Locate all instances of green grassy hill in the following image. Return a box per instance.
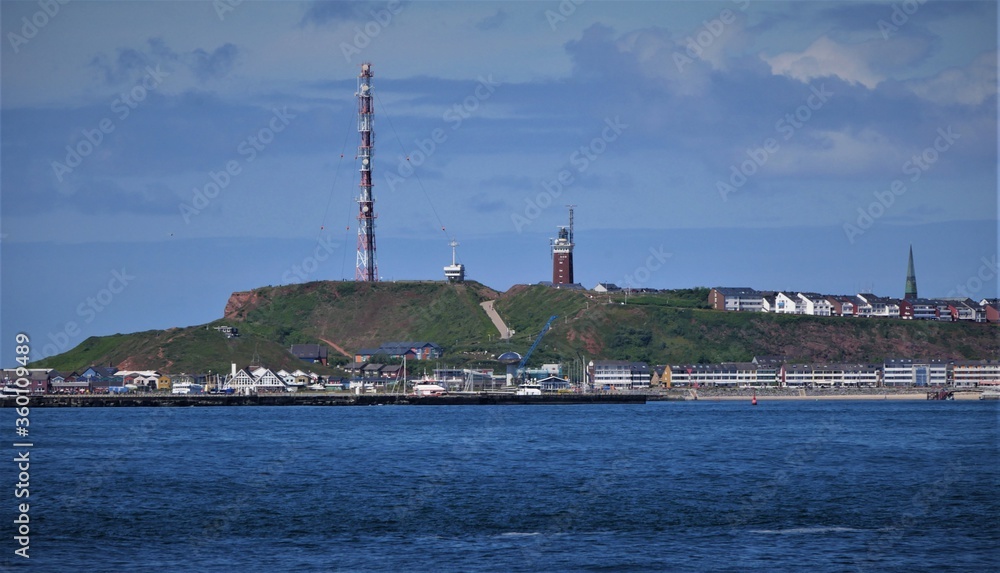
[33,280,1000,374]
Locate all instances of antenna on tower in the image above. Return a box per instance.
[444,239,465,282]
[355,62,378,282]
[567,204,575,246]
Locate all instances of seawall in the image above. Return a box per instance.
[2,393,647,408]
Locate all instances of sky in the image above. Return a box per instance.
[1,0,997,365]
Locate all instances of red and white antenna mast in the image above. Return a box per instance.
[355,62,378,282]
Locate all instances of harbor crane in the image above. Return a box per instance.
[513,315,557,383]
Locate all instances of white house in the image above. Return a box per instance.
[854,295,873,317]
[588,360,650,390]
[797,293,832,316]
[856,294,899,318]
[826,296,855,317]
[117,370,160,387]
[951,360,1000,388]
[883,358,947,387]
[760,294,776,313]
[774,292,802,314]
[666,363,777,388]
[253,368,287,391]
[225,367,258,394]
[782,364,880,387]
[709,287,764,312]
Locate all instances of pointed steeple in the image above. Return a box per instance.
[904,245,918,301]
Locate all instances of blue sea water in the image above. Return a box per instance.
[3,401,998,572]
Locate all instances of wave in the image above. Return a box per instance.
[750,526,864,535]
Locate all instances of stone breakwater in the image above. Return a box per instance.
[2,393,647,408]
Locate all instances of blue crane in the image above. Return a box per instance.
[515,315,558,381]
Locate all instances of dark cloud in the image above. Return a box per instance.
[299,1,393,26]
[468,192,507,213]
[480,175,534,190]
[565,23,642,81]
[820,0,987,31]
[192,43,239,81]
[89,38,238,86]
[475,9,507,31]
[89,46,154,85]
[69,179,182,216]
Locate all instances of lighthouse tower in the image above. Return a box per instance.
[551,206,575,285]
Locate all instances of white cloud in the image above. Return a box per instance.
[766,128,903,177]
[763,36,884,88]
[904,51,998,106]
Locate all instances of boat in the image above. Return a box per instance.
[171,382,204,395]
[412,383,448,397]
[980,388,1000,400]
[515,383,542,396]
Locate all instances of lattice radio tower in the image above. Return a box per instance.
[355,62,378,282]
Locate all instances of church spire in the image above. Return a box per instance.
[904,245,918,301]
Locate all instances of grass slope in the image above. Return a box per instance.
[495,286,999,366]
[33,281,999,373]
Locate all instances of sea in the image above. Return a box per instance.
[4,400,998,572]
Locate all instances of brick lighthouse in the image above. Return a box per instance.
[552,206,575,285]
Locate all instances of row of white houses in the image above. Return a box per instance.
[710,288,999,322]
[662,359,1000,388]
[223,365,328,393]
[581,358,1000,390]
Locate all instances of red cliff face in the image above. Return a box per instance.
[224,291,261,321]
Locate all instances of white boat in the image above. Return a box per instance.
[412,383,447,397]
[516,383,542,396]
[980,388,1000,400]
[171,383,204,395]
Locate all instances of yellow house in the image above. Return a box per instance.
[650,366,668,388]
[157,374,172,391]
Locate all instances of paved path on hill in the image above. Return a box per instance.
[318,337,353,358]
[480,300,512,341]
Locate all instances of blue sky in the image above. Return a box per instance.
[1,0,997,365]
